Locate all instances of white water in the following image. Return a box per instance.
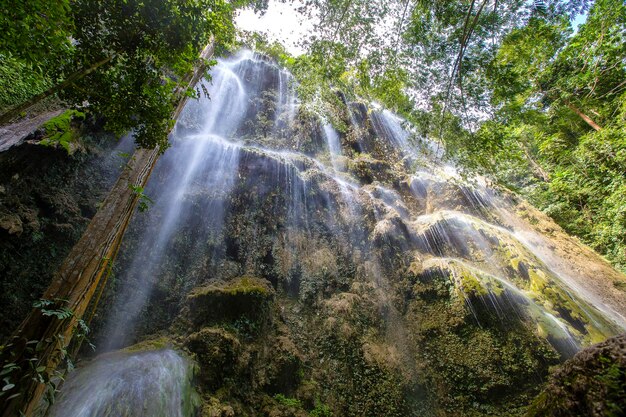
[52,49,624,416]
[49,350,195,417]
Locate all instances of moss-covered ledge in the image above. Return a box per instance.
[186,277,274,329]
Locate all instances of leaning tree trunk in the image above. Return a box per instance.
[565,101,602,131]
[0,42,214,417]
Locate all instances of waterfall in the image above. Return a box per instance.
[51,49,625,416]
[49,350,196,417]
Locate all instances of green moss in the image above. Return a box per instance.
[310,400,332,417]
[274,393,302,407]
[456,268,491,297]
[186,277,274,335]
[122,335,173,353]
[528,336,626,417]
[223,276,270,296]
[39,110,86,154]
[488,236,618,347]
[185,327,240,390]
[189,276,271,299]
[408,261,562,415]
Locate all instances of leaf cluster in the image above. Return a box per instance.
[1,0,266,149]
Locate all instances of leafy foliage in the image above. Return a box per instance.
[1,0,267,149]
[0,0,73,68]
[288,0,625,271]
[310,399,333,417]
[0,298,92,406]
[129,185,155,213]
[273,393,302,407]
[0,54,52,112]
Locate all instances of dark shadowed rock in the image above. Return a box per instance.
[528,334,626,417]
[186,277,274,328]
[185,327,241,389]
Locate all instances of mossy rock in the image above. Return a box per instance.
[202,396,236,417]
[185,328,241,389]
[186,277,274,328]
[412,212,619,348]
[528,334,626,417]
[259,393,309,417]
[347,154,394,185]
[263,335,303,395]
[403,258,564,414]
[123,335,174,353]
[39,110,86,155]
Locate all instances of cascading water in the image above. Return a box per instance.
[49,349,196,417]
[52,49,626,416]
[99,55,248,351]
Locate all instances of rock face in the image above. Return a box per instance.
[0,123,132,341]
[186,277,273,327]
[175,277,306,415]
[64,50,626,416]
[528,334,626,417]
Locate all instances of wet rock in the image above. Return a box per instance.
[202,397,236,417]
[348,155,394,184]
[263,334,303,395]
[19,207,40,232]
[371,215,412,250]
[528,334,626,417]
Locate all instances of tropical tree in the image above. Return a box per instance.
[0,0,263,149]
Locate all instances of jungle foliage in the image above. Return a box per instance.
[0,0,268,149]
[256,0,625,272]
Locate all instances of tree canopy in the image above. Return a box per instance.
[0,0,266,148]
[247,0,626,272]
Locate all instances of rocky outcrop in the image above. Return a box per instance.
[528,334,626,417]
[0,109,64,153]
[80,51,626,416]
[161,277,307,415]
[186,277,274,328]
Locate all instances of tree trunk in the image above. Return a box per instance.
[565,101,602,131]
[523,146,550,182]
[0,42,214,417]
[0,55,115,126]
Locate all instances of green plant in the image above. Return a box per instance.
[0,53,52,112]
[596,356,626,417]
[0,299,93,405]
[32,298,74,320]
[39,110,86,154]
[310,399,332,417]
[31,231,44,243]
[274,393,302,408]
[129,185,154,213]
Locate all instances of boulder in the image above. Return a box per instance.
[528,334,626,417]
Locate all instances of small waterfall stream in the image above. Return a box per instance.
[49,350,196,417]
[50,49,625,416]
